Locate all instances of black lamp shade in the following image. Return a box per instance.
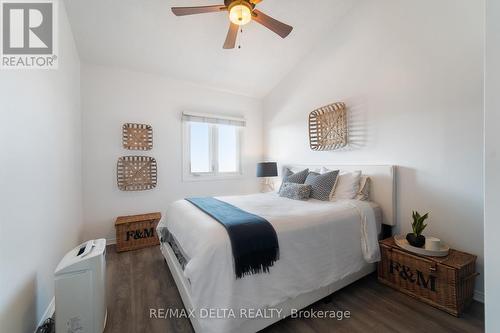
[257,162,278,178]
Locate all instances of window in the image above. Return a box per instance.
[183,112,244,180]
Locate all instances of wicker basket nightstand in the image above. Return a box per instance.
[378,237,478,317]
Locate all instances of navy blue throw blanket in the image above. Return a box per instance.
[185,197,279,279]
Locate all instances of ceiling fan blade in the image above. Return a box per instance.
[171,5,226,16]
[249,0,263,3]
[252,9,293,38]
[223,23,239,49]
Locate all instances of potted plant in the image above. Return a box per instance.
[406,211,429,248]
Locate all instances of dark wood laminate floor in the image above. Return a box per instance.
[104,245,484,333]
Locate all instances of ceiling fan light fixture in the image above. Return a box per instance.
[229,2,252,26]
[171,0,294,49]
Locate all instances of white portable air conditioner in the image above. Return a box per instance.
[55,239,107,333]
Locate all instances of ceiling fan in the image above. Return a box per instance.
[171,0,293,49]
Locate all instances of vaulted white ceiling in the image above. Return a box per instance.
[64,0,356,98]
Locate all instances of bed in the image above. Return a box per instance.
[158,165,396,333]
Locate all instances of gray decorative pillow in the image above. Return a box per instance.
[279,183,312,201]
[282,168,309,184]
[279,168,309,193]
[305,170,340,201]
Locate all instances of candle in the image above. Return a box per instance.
[426,237,441,251]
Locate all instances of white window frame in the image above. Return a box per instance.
[182,114,244,181]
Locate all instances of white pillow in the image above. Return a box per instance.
[320,166,333,174]
[328,169,362,200]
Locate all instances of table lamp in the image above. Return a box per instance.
[257,162,278,192]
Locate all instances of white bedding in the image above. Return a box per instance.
[159,192,381,333]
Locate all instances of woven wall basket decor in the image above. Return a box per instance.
[308,102,348,151]
[122,123,153,150]
[117,156,157,191]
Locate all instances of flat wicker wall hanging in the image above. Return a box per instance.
[117,156,157,191]
[308,102,348,151]
[122,123,153,150]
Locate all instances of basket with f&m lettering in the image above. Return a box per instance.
[115,212,162,252]
[378,237,478,317]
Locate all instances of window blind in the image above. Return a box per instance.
[182,112,246,127]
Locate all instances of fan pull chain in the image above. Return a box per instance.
[238,27,243,49]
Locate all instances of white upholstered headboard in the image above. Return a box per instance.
[282,165,397,226]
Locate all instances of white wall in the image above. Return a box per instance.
[485,0,500,329]
[81,64,263,241]
[0,2,82,332]
[263,0,485,297]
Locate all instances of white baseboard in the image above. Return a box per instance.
[473,289,484,303]
[35,296,55,333]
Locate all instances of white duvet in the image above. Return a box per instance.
[159,192,381,333]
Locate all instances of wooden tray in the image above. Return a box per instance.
[394,234,450,257]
